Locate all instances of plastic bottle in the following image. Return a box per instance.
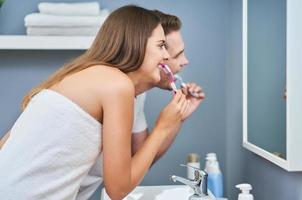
[186,153,200,180]
[236,183,254,200]
[204,153,223,197]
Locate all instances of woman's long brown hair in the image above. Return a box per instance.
[21,5,160,110]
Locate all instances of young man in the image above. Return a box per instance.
[131,10,205,164]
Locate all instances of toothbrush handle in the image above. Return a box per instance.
[170,82,178,93]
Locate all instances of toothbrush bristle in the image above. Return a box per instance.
[174,74,183,83]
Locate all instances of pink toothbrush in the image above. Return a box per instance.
[159,64,199,97]
[159,64,178,93]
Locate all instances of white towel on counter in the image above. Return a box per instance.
[27,26,100,36]
[38,2,101,16]
[24,9,110,27]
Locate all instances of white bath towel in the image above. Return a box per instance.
[0,89,102,199]
[24,9,110,27]
[27,26,100,36]
[76,93,147,200]
[38,2,101,16]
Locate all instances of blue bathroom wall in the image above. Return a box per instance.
[0,0,229,199]
[227,0,302,200]
[225,0,248,199]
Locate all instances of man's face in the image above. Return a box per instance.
[157,30,189,90]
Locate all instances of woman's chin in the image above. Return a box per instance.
[154,75,161,83]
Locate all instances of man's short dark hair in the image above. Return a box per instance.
[152,10,182,35]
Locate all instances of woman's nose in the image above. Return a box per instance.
[163,48,170,60]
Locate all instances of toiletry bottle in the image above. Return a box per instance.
[187,153,200,180]
[204,153,223,197]
[236,184,254,200]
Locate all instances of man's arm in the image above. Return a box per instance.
[131,83,205,165]
[152,122,182,164]
[131,130,148,157]
[0,130,11,150]
[132,123,182,166]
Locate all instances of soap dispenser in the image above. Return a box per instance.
[236,183,254,200]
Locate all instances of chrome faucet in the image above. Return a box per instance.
[171,164,215,200]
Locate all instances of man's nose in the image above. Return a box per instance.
[182,55,189,66]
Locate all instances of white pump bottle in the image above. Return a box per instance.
[236,184,254,200]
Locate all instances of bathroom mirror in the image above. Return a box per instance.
[247,0,287,159]
[243,0,302,171]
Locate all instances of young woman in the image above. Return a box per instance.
[0,5,190,200]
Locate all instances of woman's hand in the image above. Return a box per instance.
[155,90,190,136]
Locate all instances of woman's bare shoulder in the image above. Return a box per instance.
[50,65,134,122]
[87,65,134,91]
[76,65,135,103]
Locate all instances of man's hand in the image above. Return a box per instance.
[181,83,205,121]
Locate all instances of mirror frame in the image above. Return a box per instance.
[242,0,302,171]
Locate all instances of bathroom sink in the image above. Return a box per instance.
[101,185,228,200]
[101,185,193,200]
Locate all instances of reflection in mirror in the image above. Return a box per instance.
[247,0,286,159]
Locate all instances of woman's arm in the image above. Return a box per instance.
[101,76,135,199]
[130,90,189,187]
[101,73,188,199]
[0,130,10,149]
[131,124,182,167]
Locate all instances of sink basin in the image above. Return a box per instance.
[101,185,193,200]
[101,185,228,200]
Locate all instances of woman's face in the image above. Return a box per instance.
[138,24,170,84]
